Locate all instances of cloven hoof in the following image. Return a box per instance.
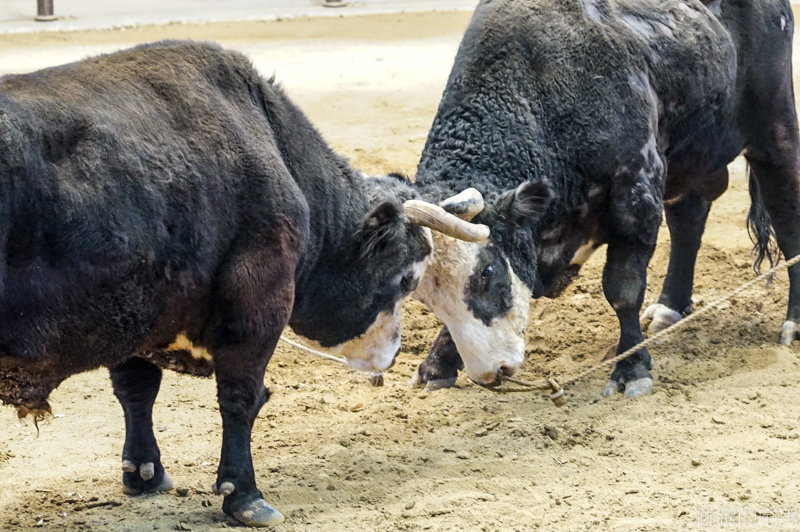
[603,377,654,398]
[407,367,457,391]
[139,462,155,481]
[122,470,173,495]
[233,498,285,527]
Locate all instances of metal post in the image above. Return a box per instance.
[36,0,57,22]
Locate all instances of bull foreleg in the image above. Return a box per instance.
[209,235,298,527]
[214,368,279,526]
[602,238,657,398]
[109,357,173,495]
[213,329,285,527]
[408,326,464,391]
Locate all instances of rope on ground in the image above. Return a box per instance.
[489,251,800,402]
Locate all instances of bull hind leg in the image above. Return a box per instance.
[208,232,300,527]
[408,326,464,391]
[746,157,800,344]
[109,357,174,495]
[644,169,729,332]
[738,10,800,344]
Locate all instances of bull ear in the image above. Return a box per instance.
[361,200,403,256]
[498,180,553,221]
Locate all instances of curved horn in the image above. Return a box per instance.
[403,200,490,242]
[439,188,485,222]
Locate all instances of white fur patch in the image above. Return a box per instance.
[294,300,402,373]
[540,243,566,266]
[168,333,211,361]
[677,2,701,18]
[413,234,531,384]
[295,256,430,373]
[621,14,656,38]
[578,0,605,23]
[588,184,604,198]
[570,240,598,266]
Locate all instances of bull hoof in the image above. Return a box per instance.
[642,304,682,333]
[408,367,458,391]
[603,355,654,398]
[603,378,653,398]
[781,320,798,345]
[140,462,155,481]
[122,465,173,495]
[424,377,457,391]
[407,367,424,388]
[369,372,384,387]
[602,379,621,397]
[623,377,654,398]
[232,498,285,527]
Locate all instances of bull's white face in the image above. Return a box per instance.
[296,254,430,373]
[413,232,532,385]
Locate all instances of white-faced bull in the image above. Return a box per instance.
[0,41,489,527]
[409,0,800,396]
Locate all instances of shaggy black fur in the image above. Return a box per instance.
[0,41,432,524]
[413,0,800,393]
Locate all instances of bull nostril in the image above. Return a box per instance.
[499,366,514,377]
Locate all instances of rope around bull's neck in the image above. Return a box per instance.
[277,252,800,402]
[493,251,800,396]
[277,336,350,367]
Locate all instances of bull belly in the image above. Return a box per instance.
[665,125,743,181]
[137,333,215,377]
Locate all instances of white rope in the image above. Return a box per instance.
[277,336,350,367]
[278,335,387,386]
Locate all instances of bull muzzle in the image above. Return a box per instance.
[470,365,517,389]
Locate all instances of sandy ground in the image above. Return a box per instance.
[1,11,800,532]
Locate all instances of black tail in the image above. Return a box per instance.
[747,166,779,273]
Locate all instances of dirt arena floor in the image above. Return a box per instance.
[1,11,800,532]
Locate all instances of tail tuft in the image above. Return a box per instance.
[747,166,780,274]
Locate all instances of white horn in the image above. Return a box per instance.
[439,188,485,221]
[403,200,490,242]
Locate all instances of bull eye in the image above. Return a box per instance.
[481,265,494,281]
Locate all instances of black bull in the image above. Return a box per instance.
[410,0,800,396]
[0,41,474,527]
